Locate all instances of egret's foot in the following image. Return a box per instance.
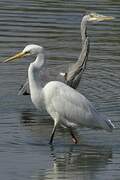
[49,123,57,145]
[49,141,53,145]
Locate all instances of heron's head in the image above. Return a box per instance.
[4,44,44,63]
[87,12,114,22]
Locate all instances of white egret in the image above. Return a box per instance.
[18,13,114,95]
[4,44,115,144]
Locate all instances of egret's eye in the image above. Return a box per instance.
[24,51,30,55]
[25,51,29,54]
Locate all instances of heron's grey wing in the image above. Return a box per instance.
[66,37,89,89]
[18,78,30,95]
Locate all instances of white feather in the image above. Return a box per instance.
[43,81,114,131]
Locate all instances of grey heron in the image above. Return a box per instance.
[65,12,114,88]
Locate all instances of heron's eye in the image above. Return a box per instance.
[90,13,95,18]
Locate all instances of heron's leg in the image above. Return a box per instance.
[49,121,58,145]
[69,128,78,144]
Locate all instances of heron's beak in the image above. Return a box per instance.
[96,14,114,21]
[89,13,114,22]
[3,51,27,63]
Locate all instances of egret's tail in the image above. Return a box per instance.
[91,107,115,132]
[92,105,115,132]
[98,113,115,132]
[105,119,115,132]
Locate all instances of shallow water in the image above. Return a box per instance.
[0,0,120,180]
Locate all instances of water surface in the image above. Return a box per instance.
[0,0,120,180]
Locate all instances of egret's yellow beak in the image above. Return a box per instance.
[3,51,28,63]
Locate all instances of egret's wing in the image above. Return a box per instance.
[18,78,30,95]
[66,37,89,89]
[49,82,96,128]
[48,82,114,131]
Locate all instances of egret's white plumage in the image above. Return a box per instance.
[4,44,115,144]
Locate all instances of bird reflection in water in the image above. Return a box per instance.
[20,111,113,180]
[31,144,112,180]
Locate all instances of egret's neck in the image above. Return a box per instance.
[81,16,88,46]
[28,53,45,97]
[34,53,45,68]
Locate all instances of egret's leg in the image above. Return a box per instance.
[49,121,58,144]
[69,128,78,144]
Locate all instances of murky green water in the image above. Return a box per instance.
[0,0,120,180]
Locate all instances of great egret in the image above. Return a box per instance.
[18,13,114,95]
[4,44,115,144]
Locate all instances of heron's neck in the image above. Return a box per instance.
[28,53,45,97]
[81,16,88,46]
